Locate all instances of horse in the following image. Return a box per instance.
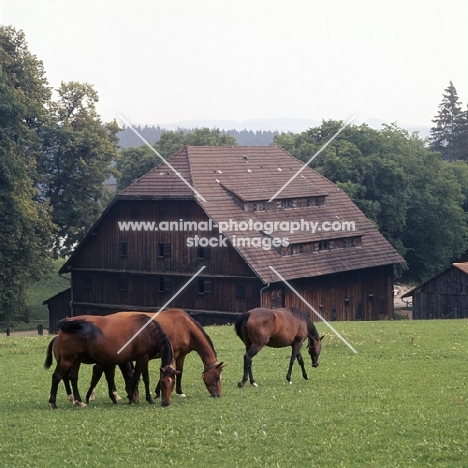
[86,309,226,400]
[44,336,135,405]
[45,312,178,408]
[234,307,323,387]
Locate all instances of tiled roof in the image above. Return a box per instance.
[118,146,404,283]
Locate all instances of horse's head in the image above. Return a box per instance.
[159,365,180,407]
[308,335,324,367]
[202,362,227,397]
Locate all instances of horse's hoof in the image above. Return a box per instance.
[74,400,87,408]
[50,403,57,410]
[67,394,74,402]
[288,381,293,385]
[178,393,187,398]
[251,382,259,388]
[237,381,245,388]
[112,391,122,401]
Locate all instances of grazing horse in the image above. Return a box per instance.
[45,312,178,408]
[87,309,226,399]
[44,336,134,405]
[235,307,323,387]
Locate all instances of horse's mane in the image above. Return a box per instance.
[57,318,103,337]
[190,316,217,358]
[288,307,320,340]
[141,315,174,365]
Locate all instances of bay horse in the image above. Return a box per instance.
[45,312,178,408]
[44,336,135,405]
[235,307,323,387]
[86,309,226,400]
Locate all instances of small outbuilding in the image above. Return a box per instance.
[401,262,468,319]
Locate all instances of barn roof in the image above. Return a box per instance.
[116,146,403,283]
[62,146,404,282]
[401,262,468,298]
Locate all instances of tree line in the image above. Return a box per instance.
[2,25,468,322]
[118,125,278,148]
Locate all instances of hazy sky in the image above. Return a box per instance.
[2,0,468,130]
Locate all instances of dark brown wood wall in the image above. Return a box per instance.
[72,199,255,278]
[412,267,468,319]
[45,289,71,333]
[262,265,394,321]
[72,271,263,315]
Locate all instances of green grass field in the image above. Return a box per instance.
[0,320,466,467]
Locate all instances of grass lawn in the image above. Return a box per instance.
[0,319,466,467]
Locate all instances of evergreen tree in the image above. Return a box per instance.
[430,81,467,161]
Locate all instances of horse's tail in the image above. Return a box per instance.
[234,312,250,342]
[44,337,56,369]
[57,318,103,338]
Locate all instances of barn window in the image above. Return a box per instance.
[281,199,294,209]
[158,243,171,258]
[331,307,337,321]
[253,201,265,212]
[236,282,246,299]
[292,244,303,255]
[159,277,172,293]
[84,275,92,290]
[119,275,128,292]
[198,279,211,295]
[197,246,211,260]
[119,241,128,257]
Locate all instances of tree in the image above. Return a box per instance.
[274,120,468,283]
[430,81,468,161]
[116,128,237,190]
[0,26,55,322]
[116,146,158,191]
[39,81,120,255]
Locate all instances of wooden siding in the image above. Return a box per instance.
[261,265,394,321]
[44,289,71,334]
[72,271,263,315]
[411,266,468,319]
[71,199,255,278]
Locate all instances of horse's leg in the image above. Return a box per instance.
[175,354,186,397]
[296,350,308,381]
[139,360,154,405]
[63,369,74,402]
[103,365,119,404]
[86,363,104,403]
[120,362,138,402]
[69,361,86,407]
[238,344,262,388]
[126,362,142,404]
[286,342,304,384]
[49,363,67,409]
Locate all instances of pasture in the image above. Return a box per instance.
[0,320,466,467]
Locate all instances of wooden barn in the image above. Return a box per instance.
[401,262,468,319]
[46,145,403,329]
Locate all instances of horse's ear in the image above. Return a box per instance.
[217,362,227,369]
[320,335,325,341]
